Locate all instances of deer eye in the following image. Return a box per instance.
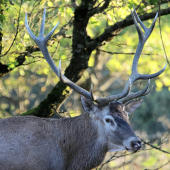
[115,108,118,112]
[105,118,114,125]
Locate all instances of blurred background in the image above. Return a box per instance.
[0,0,170,169]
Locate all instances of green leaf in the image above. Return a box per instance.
[47,1,53,7]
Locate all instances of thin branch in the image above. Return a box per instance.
[90,0,111,16]
[51,41,60,58]
[29,0,42,17]
[141,139,170,155]
[99,152,117,169]
[158,1,170,66]
[0,0,23,57]
[112,157,136,170]
[99,49,158,56]
[22,59,41,65]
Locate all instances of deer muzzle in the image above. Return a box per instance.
[123,136,142,153]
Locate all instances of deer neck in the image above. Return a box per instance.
[57,113,107,169]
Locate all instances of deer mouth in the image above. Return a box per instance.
[125,146,138,153]
[125,147,136,153]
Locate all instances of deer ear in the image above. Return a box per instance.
[81,96,96,114]
[124,99,143,114]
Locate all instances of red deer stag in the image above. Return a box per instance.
[0,7,166,170]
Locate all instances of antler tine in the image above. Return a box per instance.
[130,7,167,84]
[39,8,46,37]
[143,85,153,95]
[25,13,37,42]
[119,79,151,104]
[121,85,153,104]
[132,6,147,32]
[131,7,158,74]
[25,8,60,77]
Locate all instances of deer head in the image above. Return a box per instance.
[81,96,143,153]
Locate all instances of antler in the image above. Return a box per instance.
[25,9,95,99]
[25,7,166,107]
[119,6,167,103]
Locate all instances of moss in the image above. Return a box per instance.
[20,107,38,116]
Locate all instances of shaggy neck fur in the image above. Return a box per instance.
[57,113,108,170]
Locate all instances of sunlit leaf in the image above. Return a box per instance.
[47,1,53,7]
[88,56,94,67]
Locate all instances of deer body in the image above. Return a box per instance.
[0,115,101,170]
[0,100,142,170]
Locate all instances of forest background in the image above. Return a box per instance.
[1,0,170,169]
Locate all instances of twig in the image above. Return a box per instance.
[0,0,23,57]
[113,157,137,170]
[158,1,170,66]
[98,152,118,170]
[22,59,41,65]
[51,41,60,58]
[99,49,158,56]
[141,139,170,155]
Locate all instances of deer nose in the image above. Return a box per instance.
[131,141,142,150]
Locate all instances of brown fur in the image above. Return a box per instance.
[0,114,107,170]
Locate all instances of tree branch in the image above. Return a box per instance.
[86,7,170,53]
[90,0,111,16]
[0,0,23,58]
[99,49,157,56]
